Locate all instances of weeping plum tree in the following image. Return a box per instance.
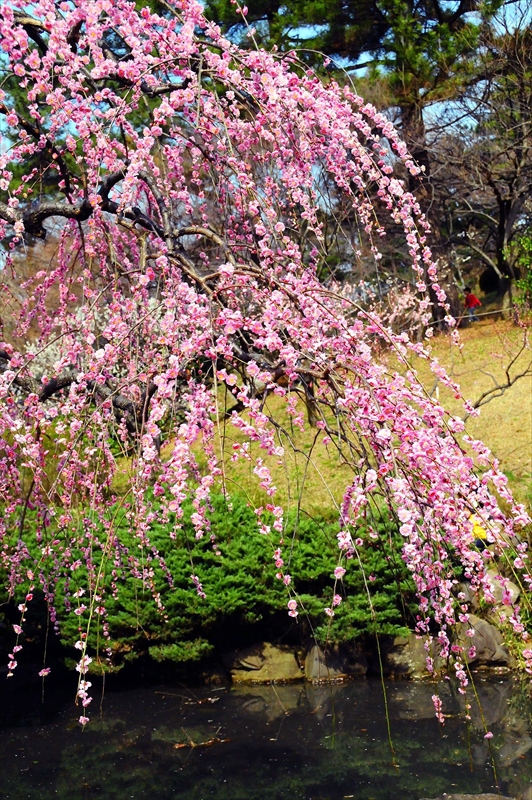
[0,0,531,723]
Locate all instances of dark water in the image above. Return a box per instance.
[1,675,532,800]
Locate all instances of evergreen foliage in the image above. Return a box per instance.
[2,494,414,671]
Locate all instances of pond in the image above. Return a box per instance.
[1,675,531,800]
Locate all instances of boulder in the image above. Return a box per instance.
[420,795,515,800]
[485,569,520,607]
[304,644,367,683]
[483,569,521,624]
[385,633,443,679]
[498,730,532,767]
[455,582,479,612]
[223,642,302,684]
[457,614,513,666]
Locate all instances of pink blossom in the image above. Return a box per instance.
[0,0,528,704]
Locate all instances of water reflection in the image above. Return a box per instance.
[1,676,531,800]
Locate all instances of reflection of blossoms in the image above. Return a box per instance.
[432,694,445,725]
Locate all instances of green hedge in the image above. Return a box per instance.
[2,494,415,670]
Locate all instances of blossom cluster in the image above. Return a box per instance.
[0,0,530,723]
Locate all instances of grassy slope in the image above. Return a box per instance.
[115,319,531,515]
[220,318,531,512]
[413,319,531,506]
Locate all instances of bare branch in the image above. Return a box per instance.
[463,331,532,419]
[0,349,157,434]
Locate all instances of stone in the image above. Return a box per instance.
[200,665,230,687]
[457,614,513,666]
[385,633,443,679]
[482,569,521,625]
[223,642,302,684]
[497,709,532,767]
[455,582,479,612]
[304,644,367,683]
[420,794,516,800]
[485,569,520,607]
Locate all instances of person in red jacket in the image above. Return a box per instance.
[464,287,481,322]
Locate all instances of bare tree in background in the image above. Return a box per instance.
[430,2,532,307]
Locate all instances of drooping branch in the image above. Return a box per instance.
[0,103,74,200]
[0,168,168,239]
[1,0,530,712]
[0,349,157,435]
